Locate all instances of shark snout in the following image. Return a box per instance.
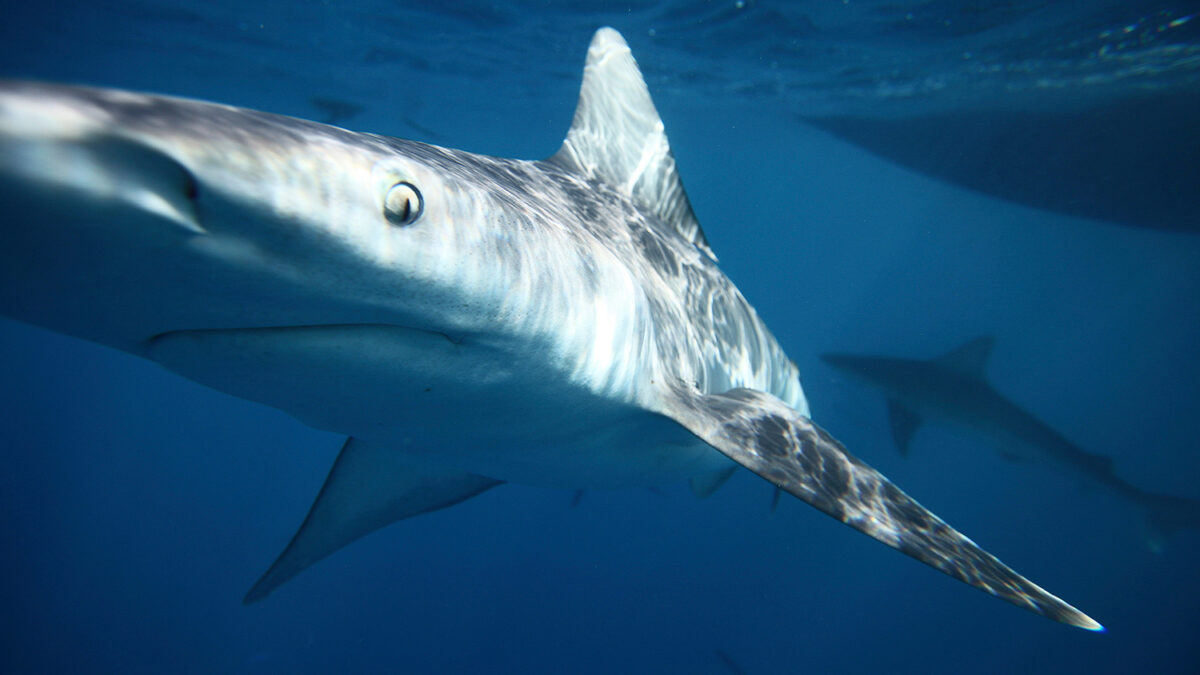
[0,85,204,235]
[4,133,203,233]
[5,83,209,228]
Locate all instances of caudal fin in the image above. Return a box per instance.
[1138,491,1200,553]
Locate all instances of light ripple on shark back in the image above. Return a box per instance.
[0,28,1101,630]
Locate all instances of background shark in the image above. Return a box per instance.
[0,29,1103,630]
[822,337,1200,550]
[803,90,1200,232]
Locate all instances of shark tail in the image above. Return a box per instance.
[1137,491,1200,553]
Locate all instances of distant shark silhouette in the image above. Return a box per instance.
[0,29,1102,629]
[822,337,1200,549]
[806,91,1200,232]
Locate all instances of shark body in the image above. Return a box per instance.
[0,29,1100,629]
[823,337,1200,547]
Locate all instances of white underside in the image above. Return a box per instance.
[146,323,731,488]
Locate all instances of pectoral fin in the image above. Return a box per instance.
[689,466,738,498]
[663,385,1102,631]
[887,399,921,457]
[244,438,502,603]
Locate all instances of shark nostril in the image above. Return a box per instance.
[183,171,198,202]
[83,135,205,233]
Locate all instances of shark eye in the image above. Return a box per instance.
[384,181,424,226]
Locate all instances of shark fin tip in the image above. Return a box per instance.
[1056,605,1104,632]
[552,25,714,260]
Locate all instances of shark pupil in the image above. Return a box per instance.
[385,181,423,226]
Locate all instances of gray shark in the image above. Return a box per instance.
[822,337,1200,548]
[0,28,1100,629]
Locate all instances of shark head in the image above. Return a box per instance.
[0,80,563,354]
[0,28,776,434]
[0,27,737,475]
[0,77,664,459]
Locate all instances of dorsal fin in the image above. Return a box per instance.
[934,336,995,380]
[550,27,715,261]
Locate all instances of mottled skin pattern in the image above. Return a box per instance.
[363,138,806,409]
[668,386,1098,629]
[0,28,1100,629]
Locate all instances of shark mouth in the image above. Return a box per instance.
[141,323,474,432]
[145,323,463,351]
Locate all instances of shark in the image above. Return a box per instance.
[805,93,1200,233]
[822,337,1200,549]
[0,28,1102,630]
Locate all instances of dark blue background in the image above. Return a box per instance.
[1,2,1198,672]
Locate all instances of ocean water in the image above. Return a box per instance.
[1,2,1199,673]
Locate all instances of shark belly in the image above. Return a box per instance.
[146,323,726,488]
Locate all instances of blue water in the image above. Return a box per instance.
[2,2,1199,673]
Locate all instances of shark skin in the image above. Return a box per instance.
[0,28,1101,630]
[822,337,1200,549]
